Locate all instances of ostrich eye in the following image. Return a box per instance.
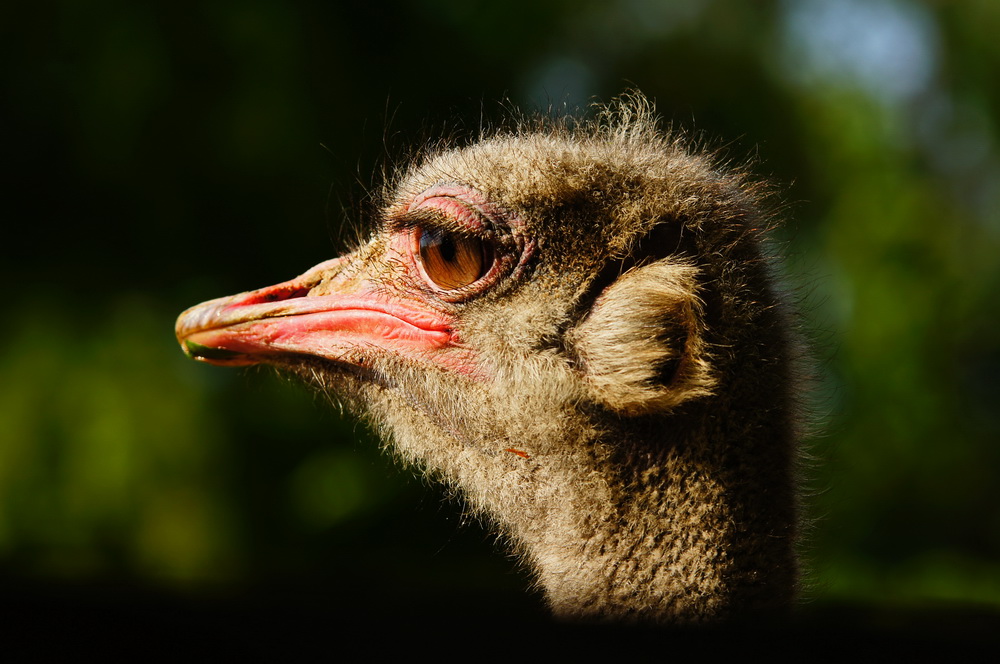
[417,227,493,290]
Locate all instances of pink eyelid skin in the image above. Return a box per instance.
[402,184,535,300]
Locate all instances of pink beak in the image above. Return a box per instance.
[175,255,464,371]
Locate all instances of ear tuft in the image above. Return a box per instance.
[570,258,715,415]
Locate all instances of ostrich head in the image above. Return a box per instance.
[176,96,801,623]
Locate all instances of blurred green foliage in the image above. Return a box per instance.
[0,298,236,580]
[2,0,999,612]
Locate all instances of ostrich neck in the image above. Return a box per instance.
[362,360,798,623]
[511,411,798,623]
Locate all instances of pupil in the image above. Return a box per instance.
[438,234,456,263]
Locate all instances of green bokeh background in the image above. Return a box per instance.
[3,0,999,617]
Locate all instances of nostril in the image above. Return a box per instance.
[239,284,312,305]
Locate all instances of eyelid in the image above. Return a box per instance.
[393,207,503,251]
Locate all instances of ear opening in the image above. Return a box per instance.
[568,257,716,415]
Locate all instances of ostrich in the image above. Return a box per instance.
[175,96,802,624]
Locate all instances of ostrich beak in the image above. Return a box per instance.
[175,255,461,370]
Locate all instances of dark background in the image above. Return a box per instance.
[2,0,999,630]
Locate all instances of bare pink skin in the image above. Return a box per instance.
[407,184,497,232]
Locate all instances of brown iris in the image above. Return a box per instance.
[417,227,493,290]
